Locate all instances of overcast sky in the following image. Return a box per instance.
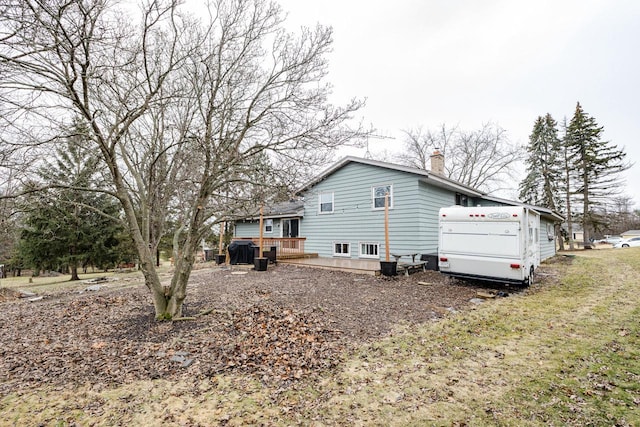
[275,0,640,205]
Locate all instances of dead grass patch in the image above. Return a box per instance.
[1,251,640,426]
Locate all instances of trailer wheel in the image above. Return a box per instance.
[524,267,535,287]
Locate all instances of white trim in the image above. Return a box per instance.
[319,191,334,214]
[333,241,350,257]
[372,184,393,210]
[264,218,273,234]
[359,241,379,259]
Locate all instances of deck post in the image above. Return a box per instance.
[218,221,225,255]
[384,192,390,262]
[259,205,264,254]
[379,192,397,276]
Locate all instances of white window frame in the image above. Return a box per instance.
[264,219,273,234]
[372,184,393,210]
[546,223,555,241]
[319,191,334,214]
[333,242,350,257]
[359,242,379,259]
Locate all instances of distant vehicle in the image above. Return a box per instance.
[598,236,622,244]
[613,237,640,248]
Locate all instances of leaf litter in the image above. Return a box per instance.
[0,263,518,395]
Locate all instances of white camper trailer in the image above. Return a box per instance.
[438,206,541,285]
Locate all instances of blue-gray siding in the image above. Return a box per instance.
[301,162,458,259]
[539,217,557,261]
[234,218,286,238]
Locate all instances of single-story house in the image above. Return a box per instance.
[234,154,563,263]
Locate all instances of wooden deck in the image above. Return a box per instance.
[232,237,307,258]
[280,257,381,276]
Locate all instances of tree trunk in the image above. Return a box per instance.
[582,161,591,249]
[146,252,192,320]
[135,228,197,320]
[566,202,574,250]
[70,264,80,281]
[565,153,574,251]
[555,224,565,251]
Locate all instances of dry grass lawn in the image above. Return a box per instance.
[1,249,639,426]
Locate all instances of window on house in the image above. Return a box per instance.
[360,242,379,259]
[333,242,350,257]
[319,192,334,213]
[373,185,392,209]
[546,224,555,241]
[264,219,273,233]
[455,193,469,206]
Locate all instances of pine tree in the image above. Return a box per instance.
[519,114,563,210]
[519,113,565,249]
[566,102,629,247]
[18,128,126,279]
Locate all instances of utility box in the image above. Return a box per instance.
[420,254,439,271]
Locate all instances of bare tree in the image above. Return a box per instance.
[396,124,458,170]
[396,122,522,193]
[0,0,364,319]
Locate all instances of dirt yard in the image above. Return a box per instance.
[0,263,535,395]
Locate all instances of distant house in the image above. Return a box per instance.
[234,155,563,262]
[620,230,640,239]
[571,229,584,243]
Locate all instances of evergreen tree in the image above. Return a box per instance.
[519,113,565,249]
[560,117,577,250]
[519,114,563,210]
[566,102,629,247]
[18,129,126,279]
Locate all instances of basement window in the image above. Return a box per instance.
[333,242,350,257]
[359,242,379,259]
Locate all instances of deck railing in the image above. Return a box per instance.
[232,237,306,256]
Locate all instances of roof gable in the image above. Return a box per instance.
[297,156,483,197]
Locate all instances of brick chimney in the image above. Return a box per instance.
[430,149,444,175]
